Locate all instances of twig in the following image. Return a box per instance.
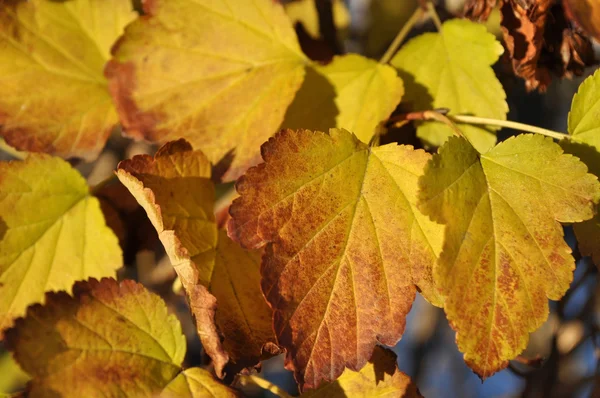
[315,0,343,55]
[427,2,443,30]
[399,110,468,140]
[450,115,569,141]
[379,7,425,64]
[513,355,544,368]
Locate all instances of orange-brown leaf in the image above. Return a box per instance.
[228,128,444,389]
[0,0,136,159]
[106,0,307,181]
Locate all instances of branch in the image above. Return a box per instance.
[380,7,425,64]
[315,0,343,55]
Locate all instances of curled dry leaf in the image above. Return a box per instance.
[228,128,443,389]
[563,0,600,42]
[419,134,600,377]
[464,0,499,20]
[5,278,186,397]
[107,0,307,181]
[0,0,137,159]
[464,0,596,91]
[117,140,277,377]
[0,155,122,336]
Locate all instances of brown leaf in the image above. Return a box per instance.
[564,0,600,42]
[228,129,443,389]
[499,0,595,91]
[464,0,499,20]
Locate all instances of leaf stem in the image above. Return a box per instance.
[450,115,569,141]
[427,2,443,30]
[0,138,27,160]
[379,7,425,64]
[407,110,468,140]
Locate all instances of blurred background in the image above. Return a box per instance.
[1,0,599,397]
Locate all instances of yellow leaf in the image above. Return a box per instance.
[418,134,600,377]
[391,19,507,153]
[0,0,137,160]
[0,155,122,335]
[117,140,276,377]
[302,346,422,397]
[569,69,600,149]
[284,0,350,39]
[0,353,28,394]
[283,54,403,144]
[160,368,240,398]
[107,0,307,181]
[5,278,186,397]
[564,69,600,266]
[228,129,444,389]
[573,214,600,266]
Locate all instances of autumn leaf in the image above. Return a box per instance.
[0,0,137,160]
[0,155,122,335]
[418,134,600,377]
[302,346,422,397]
[494,0,594,91]
[568,69,600,152]
[5,278,186,397]
[282,54,404,144]
[107,0,307,182]
[228,128,444,389]
[564,0,600,42]
[160,368,240,398]
[116,140,276,377]
[391,19,507,153]
[567,69,600,266]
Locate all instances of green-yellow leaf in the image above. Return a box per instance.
[5,278,186,397]
[569,69,600,148]
[418,134,600,377]
[302,346,422,397]
[0,155,122,335]
[160,368,240,398]
[117,140,276,377]
[573,214,600,266]
[0,0,137,160]
[566,69,600,266]
[391,19,507,153]
[0,353,28,394]
[107,0,307,181]
[228,128,444,389]
[282,54,404,144]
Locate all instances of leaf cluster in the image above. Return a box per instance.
[1,0,600,396]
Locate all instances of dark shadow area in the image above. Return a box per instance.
[280,65,338,133]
